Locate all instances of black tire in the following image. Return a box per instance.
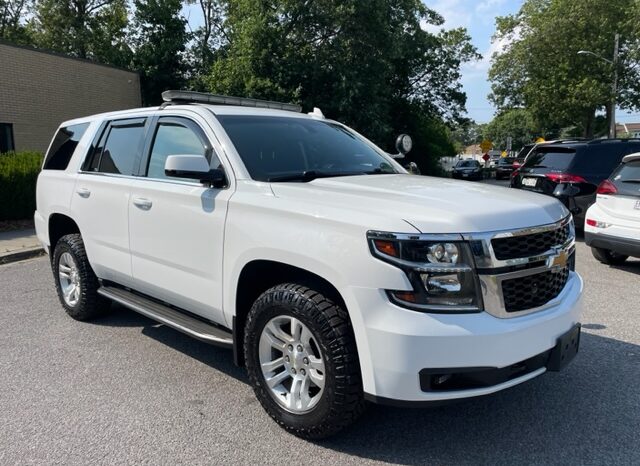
[52,233,109,321]
[244,283,365,439]
[591,247,628,265]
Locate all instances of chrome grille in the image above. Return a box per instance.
[491,222,571,260]
[501,266,570,312]
[465,215,576,318]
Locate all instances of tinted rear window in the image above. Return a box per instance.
[498,158,515,165]
[524,148,576,171]
[613,160,640,182]
[43,123,90,170]
[515,144,534,159]
[99,123,145,175]
[572,143,640,176]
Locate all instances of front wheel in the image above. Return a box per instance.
[591,247,628,265]
[244,283,365,439]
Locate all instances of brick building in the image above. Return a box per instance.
[0,40,141,153]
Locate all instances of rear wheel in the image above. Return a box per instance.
[52,233,109,320]
[244,283,365,439]
[591,247,628,265]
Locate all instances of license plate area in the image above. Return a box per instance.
[522,177,538,188]
[547,323,581,371]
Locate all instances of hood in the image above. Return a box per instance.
[270,174,569,234]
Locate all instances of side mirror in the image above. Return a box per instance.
[404,162,421,175]
[390,134,413,159]
[164,154,226,188]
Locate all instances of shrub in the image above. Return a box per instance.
[0,151,43,220]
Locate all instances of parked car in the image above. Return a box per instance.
[495,157,519,180]
[585,152,640,264]
[35,90,583,439]
[511,139,640,226]
[451,159,483,180]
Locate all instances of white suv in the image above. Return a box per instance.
[35,91,583,439]
[585,153,640,264]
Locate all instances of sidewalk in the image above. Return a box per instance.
[0,229,45,264]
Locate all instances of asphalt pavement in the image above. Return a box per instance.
[1,241,639,465]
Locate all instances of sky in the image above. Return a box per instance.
[423,0,523,123]
[182,0,638,125]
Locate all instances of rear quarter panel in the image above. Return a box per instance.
[35,120,101,249]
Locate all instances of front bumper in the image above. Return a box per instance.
[346,272,583,404]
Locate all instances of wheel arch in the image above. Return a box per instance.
[232,259,348,367]
[48,213,81,252]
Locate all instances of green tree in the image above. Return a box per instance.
[205,0,478,172]
[131,0,190,105]
[0,0,31,43]
[28,0,131,67]
[451,120,485,148]
[482,108,540,151]
[489,0,640,138]
[185,0,228,89]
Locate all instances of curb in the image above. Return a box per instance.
[0,246,45,265]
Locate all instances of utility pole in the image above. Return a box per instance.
[610,33,619,139]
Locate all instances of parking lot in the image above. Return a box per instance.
[1,234,639,465]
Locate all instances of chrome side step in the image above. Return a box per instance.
[98,286,233,348]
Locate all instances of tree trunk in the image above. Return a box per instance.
[583,109,595,139]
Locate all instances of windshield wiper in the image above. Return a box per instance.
[268,170,362,182]
[363,168,394,175]
[621,179,640,183]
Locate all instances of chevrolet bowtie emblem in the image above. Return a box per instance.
[551,250,569,268]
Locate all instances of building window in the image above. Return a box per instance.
[0,123,15,153]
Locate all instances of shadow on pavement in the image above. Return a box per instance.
[93,303,247,383]
[322,332,640,465]
[93,306,639,464]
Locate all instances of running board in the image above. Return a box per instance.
[98,286,233,348]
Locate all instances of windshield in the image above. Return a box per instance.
[456,160,479,168]
[217,115,398,182]
[498,158,516,165]
[523,148,576,171]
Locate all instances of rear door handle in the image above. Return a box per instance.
[76,188,91,198]
[132,197,153,211]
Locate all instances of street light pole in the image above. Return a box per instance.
[610,33,619,139]
[577,33,620,139]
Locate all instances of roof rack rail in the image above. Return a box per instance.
[161,90,302,113]
[588,137,640,144]
[542,138,589,145]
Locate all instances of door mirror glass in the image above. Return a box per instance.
[164,154,226,188]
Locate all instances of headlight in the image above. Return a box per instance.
[368,232,482,313]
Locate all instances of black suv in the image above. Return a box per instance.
[511,139,640,226]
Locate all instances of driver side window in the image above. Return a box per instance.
[146,117,220,180]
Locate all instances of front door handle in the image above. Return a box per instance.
[76,188,91,198]
[132,197,153,211]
